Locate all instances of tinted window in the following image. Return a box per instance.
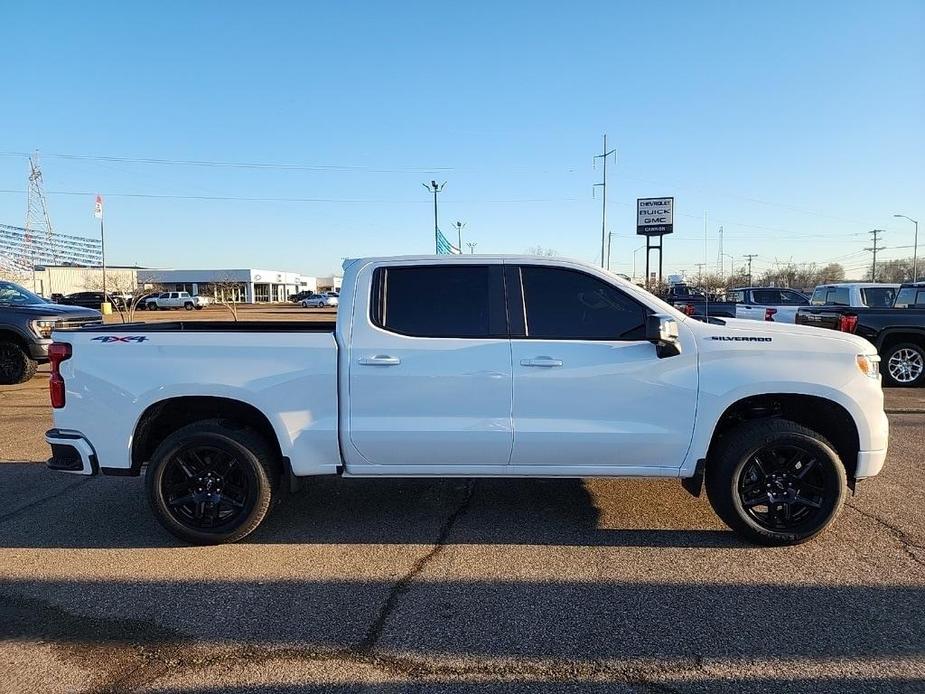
[752,289,784,305]
[832,287,851,306]
[519,266,646,340]
[895,288,925,308]
[780,291,808,305]
[375,265,505,338]
[861,287,897,307]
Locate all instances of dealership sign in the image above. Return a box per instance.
[636,197,674,235]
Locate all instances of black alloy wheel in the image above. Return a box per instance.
[160,445,254,531]
[146,420,279,544]
[706,419,846,546]
[736,443,833,532]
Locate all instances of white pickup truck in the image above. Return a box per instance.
[45,256,889,546]
[147,291,210,311]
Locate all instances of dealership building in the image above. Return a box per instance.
[137,268,325,303]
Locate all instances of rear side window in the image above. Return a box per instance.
[810,288,828,306]
[861,287,897,307]
[895,288,925,308]
[372,265,506,338]
[831,287,851,306]
[752,289,784,305]
[519,266,647,340]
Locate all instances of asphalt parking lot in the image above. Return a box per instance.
[0,350,922,692]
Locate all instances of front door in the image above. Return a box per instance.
[508,263,698,471]
[347,262,513,470]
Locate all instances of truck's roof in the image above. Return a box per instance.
[813,282,901,289]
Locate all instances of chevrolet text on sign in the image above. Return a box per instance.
[636,197,674,235]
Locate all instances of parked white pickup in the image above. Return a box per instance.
[46,255,888,546]
[146,291,210,311]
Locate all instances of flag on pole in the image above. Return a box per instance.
[435,228,461,255]
[94,194,104,219]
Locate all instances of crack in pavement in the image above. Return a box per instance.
[845,501,925,568]
[0,476,92,525]
[355,479,476,653]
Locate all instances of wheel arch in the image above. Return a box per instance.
[130,396,285,476]
[704,393,860,481]
[878,329,925,353]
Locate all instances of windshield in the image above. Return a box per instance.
[0,281,47,306]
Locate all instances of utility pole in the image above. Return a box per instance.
[593,134,616,268]
[893,214,919,281]
[717,226,724,276]
[422,180,446,253]
[452,221,466,253]
[466,241,478,254]
[865,229,885,281]
[743,254,758,285]
[695,263,705,287]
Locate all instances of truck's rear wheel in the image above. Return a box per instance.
[145,419,280,544]
[882,342,925,387]
[0,341,38,385]
[706,419,846,546]
[184,302,194,310]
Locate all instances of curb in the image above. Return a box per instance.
[885,408,925,415]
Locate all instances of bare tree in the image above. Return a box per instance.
[82,271,167,323]
[209,276,245,321]
[525,246,558,257]
[866,257,914,283]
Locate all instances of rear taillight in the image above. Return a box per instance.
[838,314,859,333]
[48,342,72,409]
[764,308,778,321]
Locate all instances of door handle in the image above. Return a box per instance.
[520,357,563,367]
[358,355,401,366]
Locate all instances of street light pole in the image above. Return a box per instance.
[894,214,919,281]
[422,180,446,253]
[632,245,645,280]
[453,221,466,253]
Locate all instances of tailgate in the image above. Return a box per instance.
[795,307,846,330]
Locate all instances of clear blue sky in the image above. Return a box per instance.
[1,1,923,279]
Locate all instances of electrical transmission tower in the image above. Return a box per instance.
[25,152,59,265]
[865,229,885,281]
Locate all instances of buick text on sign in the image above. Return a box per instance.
[637,197,674,235]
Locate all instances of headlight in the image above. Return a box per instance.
[857,353,881,379]
[31,320,57,339]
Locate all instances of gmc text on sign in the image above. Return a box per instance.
[636,197,674,235]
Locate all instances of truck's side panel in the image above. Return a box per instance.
[52,331,340,475]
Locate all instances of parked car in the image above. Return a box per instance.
[810,283,900,309]
[147,291,209,311]
[0,280,101,384]
[795,282,925,387]
[59,291,128,310]
[300,293,339,308]
[46,255,887,548]
[290,291,314,303]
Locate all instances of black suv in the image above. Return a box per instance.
[0,280,102,384]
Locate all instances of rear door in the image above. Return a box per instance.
[507,263,698,471]
[346,262,514,470]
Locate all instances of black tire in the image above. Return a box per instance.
[705,419,846,546]
[194,305,203,310]
[145,419,280,544]
[0,340,38,385]
[184,302,194,310]
[881,342,925,387]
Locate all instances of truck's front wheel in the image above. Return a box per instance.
[705,419,846,546]
[145,420,280,544]
[0,341,38,385]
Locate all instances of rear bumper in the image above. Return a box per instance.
[45,429,98,476]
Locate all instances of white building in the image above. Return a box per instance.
[137,268,315,304]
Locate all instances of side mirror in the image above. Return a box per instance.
[646,314,681,358]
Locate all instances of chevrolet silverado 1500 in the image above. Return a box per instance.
[45,256,889,546]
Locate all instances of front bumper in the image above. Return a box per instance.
[45,429,98,476]
[29,338,51,361]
